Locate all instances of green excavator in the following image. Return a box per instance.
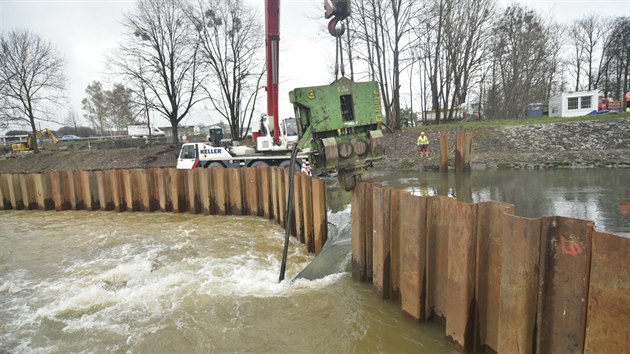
[290,78,384,191]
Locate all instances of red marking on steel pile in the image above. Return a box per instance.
[560,235,583,257]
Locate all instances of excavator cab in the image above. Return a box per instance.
[290,77,384,190]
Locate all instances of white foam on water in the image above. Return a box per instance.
[291,272,348,289]
[0,212,344,353]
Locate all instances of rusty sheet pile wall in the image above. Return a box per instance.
[352,182,630,353]
[0,167,327,254]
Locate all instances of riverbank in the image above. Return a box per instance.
[0,142,179,174]
[1,116,629,174]
[376,116,630,171]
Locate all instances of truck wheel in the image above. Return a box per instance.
[207,162,224,168]
[250,161,269,168]
[279,160,300,171]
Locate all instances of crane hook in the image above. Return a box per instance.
[324,0,350,37]
[328,17,345,37]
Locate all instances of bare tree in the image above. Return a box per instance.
[82,81,109,134]
[353,0,419,129]
[107,84,136,133]
[187,0,264,140]
[414,0,494,123]
[541,23,566,103]
[599,17,630,100]
[110,0,205,144]
[120,58,157,137]
[567,15,607,91]
[581,16,607,91]
[64,109,81,135]
[567,23,587,91]
[591,17,616,94]
[0,30,65,152]
[135,60,155,135]
[343,19,357,81]
[485,5,556,118]
[418,0,446,124]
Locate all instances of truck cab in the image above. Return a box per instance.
[280,117,299,147]
[177,143,199,169]
[252,115,300,152]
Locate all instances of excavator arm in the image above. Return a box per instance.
[36,128,59,144]
[12,128,59,152]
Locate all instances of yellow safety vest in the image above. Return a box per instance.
[417,135,429,145]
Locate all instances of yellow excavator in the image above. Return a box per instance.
[11,128,59,152]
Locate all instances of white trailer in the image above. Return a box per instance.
[548,90,599,118]
[127,125,165,137]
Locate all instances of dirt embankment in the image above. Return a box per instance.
[1,117,629,174]
[0,142,180,174]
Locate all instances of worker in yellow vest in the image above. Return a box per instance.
[417,131,429,157]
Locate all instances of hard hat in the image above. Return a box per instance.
[421,131,425,135]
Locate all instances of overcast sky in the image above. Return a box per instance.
[1,0,629,131]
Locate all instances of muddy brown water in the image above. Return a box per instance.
[0,212,453,353]
[2,168,627,353]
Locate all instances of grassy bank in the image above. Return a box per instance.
[413,112,630,132]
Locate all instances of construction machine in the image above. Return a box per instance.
[290,78,384,190]
[11,128,59,152]
[263,0,383,191]
[180,0,382,191]
[177,116,309,170]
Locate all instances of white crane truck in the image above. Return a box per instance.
[176,117,310,172]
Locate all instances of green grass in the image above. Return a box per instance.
[412,112,630,132]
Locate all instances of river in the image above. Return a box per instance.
[359,168,630,237]
[0,211,451,353]
[1,168,627,353]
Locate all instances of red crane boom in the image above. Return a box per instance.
[264,0,351,145]
[265,0,281,144]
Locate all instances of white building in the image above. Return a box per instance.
[548,90,599,118]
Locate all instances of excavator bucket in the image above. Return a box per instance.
[290,78,384,191]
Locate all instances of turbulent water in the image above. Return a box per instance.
[4,168,623,353]
[295,205,353,280]
[0,211,452,353]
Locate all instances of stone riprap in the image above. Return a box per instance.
[378,117,630,170]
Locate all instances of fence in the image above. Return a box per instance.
[352,182,630,353]
[0,167,327,254]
